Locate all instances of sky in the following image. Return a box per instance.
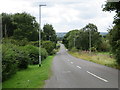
[0,0,116,32]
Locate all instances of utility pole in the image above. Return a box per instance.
[74,33,77,48]
[89,28,91,54]
[5,24,7,37]
[74,38,75,48]
[39,4,46,67]
[49,36,51,41]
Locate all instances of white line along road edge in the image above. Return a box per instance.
[87,71,108,83]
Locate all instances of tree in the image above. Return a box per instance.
[75,30,89,50]
[42,24,57,43]
[63,23,102,51]
[1,12,39,41]
[13,12,39,41]
[98,37,110,52]
[80,23,102,51]
[103,1,120,64]
[63,30,79,49]
[42,41,56,55]
[2,13,16,37]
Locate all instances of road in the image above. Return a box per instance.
[45,44,118,88]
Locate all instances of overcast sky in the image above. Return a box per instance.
[0,0,116,32]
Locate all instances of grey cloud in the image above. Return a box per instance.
[28,0,114,32]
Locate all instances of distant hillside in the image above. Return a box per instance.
[100,32,108,36]
[56,32,108,37]
[56,32,67,37]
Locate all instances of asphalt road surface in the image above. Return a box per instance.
[45,44,118,88]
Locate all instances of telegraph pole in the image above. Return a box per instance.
[74,38,75,48]
[5,24,7,37]
[89,28,91,54]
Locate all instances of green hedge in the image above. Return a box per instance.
[42,41,56,55]
[2,44,29,81]
[2,44,18,81]
[2,39,49,81]
[2,38,29,46]
[2,44,49,81]
[15,47,30,69]
[41,48,48,60]
[23,45,39,64]
[29,41,39,47]
[23,45,48,64]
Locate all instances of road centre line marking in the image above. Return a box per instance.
[76,66,81,69]
[87,71,108,83]
[71,62,73,64]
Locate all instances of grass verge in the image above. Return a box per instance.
[69,51,120,69]
[2,56,54,88]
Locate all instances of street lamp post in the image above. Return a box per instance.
[39,4,46,67]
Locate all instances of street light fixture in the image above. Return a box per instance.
[39,4,46,67]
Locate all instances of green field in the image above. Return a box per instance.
[2,56,54,88]
[69,51,120,69]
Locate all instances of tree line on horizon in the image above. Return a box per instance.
[62,23,109,52]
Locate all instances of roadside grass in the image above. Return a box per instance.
[69,51,120,69]
[2,56,54,88]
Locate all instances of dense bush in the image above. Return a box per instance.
[22,45,48,64]
[98,39,110,52]
[23,45,39,64]
[91,47,97,52]
[29,41,39,47]
[40,48,48,60]
[2,44,29,81]
[2,44,18,81]
[70,47,78,52]
[2,39,49,81]
[42,41,56,55]
[2,38,28,46]
[15,47,30,69]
